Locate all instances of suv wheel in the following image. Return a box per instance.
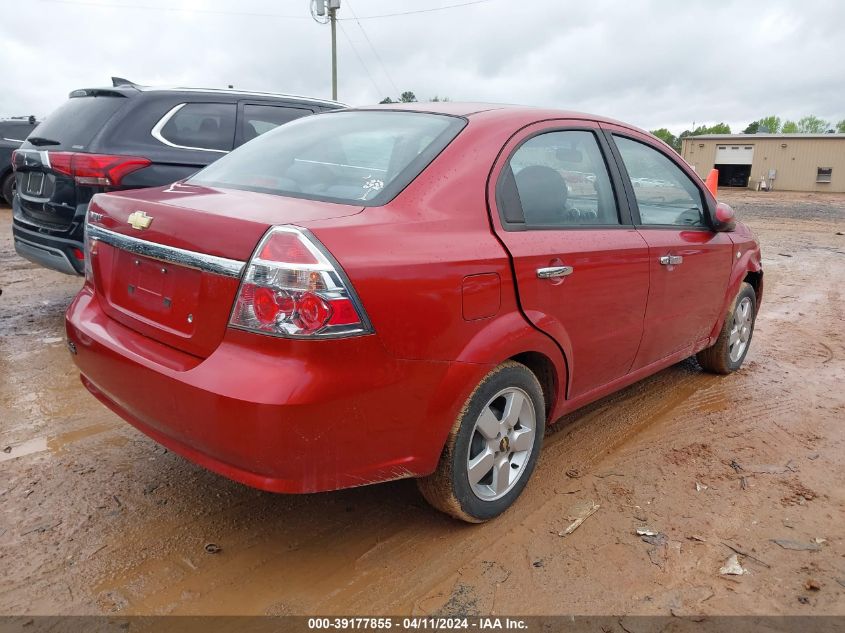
[2,172,14,206]
[417,361,545,522]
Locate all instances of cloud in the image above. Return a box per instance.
[1,0,843,134]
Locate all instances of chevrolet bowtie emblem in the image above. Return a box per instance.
[127,211,153,230]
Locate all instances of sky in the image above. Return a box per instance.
[1,0,844,135]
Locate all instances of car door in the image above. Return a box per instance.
[488,122,650,398]
[602,125,733,369]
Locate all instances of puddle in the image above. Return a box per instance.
[0,436,48,463]
[0,422,115,463]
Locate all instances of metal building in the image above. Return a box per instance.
[680,134,845,192]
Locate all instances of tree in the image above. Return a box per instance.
[782,120,799,133]
[705,122,731,134]
[758,115,781,133]
[837,120,845,133]
[797,115,830,133]
[650,128,678,150]
[743,121,760,134]
[383,91,446,104]
[673,122,732,152]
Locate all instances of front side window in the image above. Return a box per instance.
[159,102,237,151]
[614,135,707,227]
[189,111,465,206]
[240,104,313,143]
[502,130,619,227]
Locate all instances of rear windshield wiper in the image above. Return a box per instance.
[27,136,61,146]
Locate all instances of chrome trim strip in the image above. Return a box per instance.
[150,103,228,154]
[87,224,245,279]
[137,86,345,108]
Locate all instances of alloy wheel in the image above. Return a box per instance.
[466,387,537,501]
[729,296,753,362]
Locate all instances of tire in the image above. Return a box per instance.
[697,282,757,374]
[417,361,545,523]
[1,172,14,206]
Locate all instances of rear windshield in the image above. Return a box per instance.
[188,110,466,206]
[26,95,126,150]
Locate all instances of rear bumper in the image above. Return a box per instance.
[14,235,81,275]
[66,285,484,493]
[12,206,85,275]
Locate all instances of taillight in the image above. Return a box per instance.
[47,152,151,187]
[230,226,373,339]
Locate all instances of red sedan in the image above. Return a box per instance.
[65,103,762,522]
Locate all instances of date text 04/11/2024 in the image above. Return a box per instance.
[306,617,529,630]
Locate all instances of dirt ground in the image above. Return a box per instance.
[1,189,843,616]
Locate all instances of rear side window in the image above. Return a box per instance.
[188,111,466,206]
[1,122,36,142]
[502,130,619,227]
[613,135,707,227]
[25,96,126,150]
[158,103,237,152]
[241,104,313,143]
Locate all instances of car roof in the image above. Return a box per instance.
[69,83,344,108]
[352,101,647,134]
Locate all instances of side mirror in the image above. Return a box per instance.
[712,202,736,232]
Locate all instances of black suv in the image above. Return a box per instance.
[1,116,40,205]
[12,79,342,275]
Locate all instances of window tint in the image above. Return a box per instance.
[241,104,312,143]
[504,130,619,227]
[614,135,707,227]
[159,103,236,151]
[188,111,465,206]
[24,96,126,150]
[1,122,37,142]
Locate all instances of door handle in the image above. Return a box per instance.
[537,265,574,279]
[659,255,683,266]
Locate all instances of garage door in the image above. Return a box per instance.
[715,144,754,165]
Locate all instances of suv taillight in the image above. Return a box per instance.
[229,226,373,339]
[48,152,151,187]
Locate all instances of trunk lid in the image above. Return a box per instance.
[87,183,364,358]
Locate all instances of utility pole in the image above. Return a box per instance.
[330,1,338,100]
[313,0,341,101]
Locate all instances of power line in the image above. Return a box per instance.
[38,0,310,18]
[344,0,399,96]
[337,21,384,98]
[337,0,494,21]
[38,0,494,21]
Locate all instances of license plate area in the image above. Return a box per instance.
[24,171,45,196]
[107,250,202,336]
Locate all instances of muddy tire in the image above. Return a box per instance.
[417,361,545,523]
[2,172,14,206]
[697,282,757,374]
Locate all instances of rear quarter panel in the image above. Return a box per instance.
[301,111,570,422]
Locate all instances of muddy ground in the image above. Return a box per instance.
[1,190,843,616]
